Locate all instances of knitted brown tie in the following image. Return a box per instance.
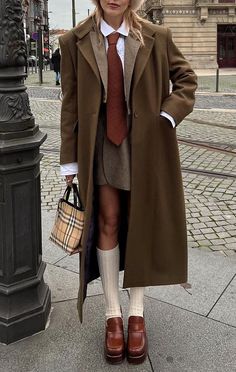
[106,32,128,146]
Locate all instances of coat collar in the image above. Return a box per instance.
[73,15,156,92]
[72,15,157,39]
[72,16,97,39]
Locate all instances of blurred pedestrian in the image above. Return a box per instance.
[59,0,197,365]
[51,48,61,85]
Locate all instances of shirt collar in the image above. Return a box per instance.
[100,18,129,37]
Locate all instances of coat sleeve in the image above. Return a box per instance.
[59,36,78,165]
[160,28,198,126]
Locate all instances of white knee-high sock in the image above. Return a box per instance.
[128,287,144,317]
[96,244,121,320]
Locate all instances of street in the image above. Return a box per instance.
[1,70,234,372]
[27,70,236,258]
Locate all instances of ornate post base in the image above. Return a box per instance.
[0,266,51,345]
[0,127,51,344]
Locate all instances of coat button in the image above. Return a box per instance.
[134,111,138,118]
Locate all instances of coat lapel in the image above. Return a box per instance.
[90,31,108,101]
[74,17,101,83]
[76,37,100,83]
[73,17,156,105]
[124,34,141,113]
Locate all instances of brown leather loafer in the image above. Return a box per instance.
[105,317,125,364]
[127,316,148,364]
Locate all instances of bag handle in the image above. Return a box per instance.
[63,183,84,210]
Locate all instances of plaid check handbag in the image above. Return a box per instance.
[49,183,85,255]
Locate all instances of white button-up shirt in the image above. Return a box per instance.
[100,18,128,71]
[60,18,176,176]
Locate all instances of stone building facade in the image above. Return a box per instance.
[141,0,236,68]
[22,0,49,57]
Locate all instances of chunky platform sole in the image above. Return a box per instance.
[105,350,125,364]
[127,351,147,364]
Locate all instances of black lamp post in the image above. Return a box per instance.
[34,15,43,84]
[0,0,51,344]
[72,0,76,27]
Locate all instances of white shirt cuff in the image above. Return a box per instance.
[60,162,78,176]
[160,111,176,128]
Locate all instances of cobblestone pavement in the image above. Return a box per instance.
[26,72,236,258]
[178,120,236,151]
[26,69,58,88]
[26,69,236,93]
[28,87,60,100]
[195,95,236,110]
[188,110,236,128]
[197,74,236,93]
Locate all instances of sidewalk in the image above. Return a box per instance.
[25,68,236,93]
[194,68,236,76]
[0,210,235,372]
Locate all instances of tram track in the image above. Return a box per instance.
[178,138,236,156]
[41,89,236,131]
[185,117,236,131]
[181,168,236,179]
[41,137,236,180]
[42,139,236,156]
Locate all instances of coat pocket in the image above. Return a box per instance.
[73,120,79,133]
[159,115,174,128]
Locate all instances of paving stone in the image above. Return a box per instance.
[188,218,199,223]
[205,233,218,240]
[217,232,231,239]
[213,227,225,233]
[210,245,228,251]
[145,248,236,316]
[200,228,215,234]
[229,230,236,237]
[146,297,236,372]
[193,223,207,229]
[0,292,152,372]
[200,217,212,222]
[198,240,211,246]
[190,229,202,235]
[210,239,227,246]
[188,241,199,248]
[225,237,236,243]
[54,254,80,274]
[224,250,236,257]
[208,275,236,327]
[225,243,236,250]
[206,222,217,228]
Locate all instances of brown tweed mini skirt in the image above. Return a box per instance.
[94,103,131,191]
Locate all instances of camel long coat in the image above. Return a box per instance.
[59,15,197,323]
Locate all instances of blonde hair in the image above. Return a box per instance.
[90,2,151,47]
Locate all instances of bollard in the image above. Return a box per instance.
[216,66,219,92]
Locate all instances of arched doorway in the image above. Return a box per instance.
[217,24,236,68]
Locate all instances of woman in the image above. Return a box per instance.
[59,0,197,365]
[51,48,61,85]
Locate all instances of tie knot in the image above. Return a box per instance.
[107,32,120,46]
